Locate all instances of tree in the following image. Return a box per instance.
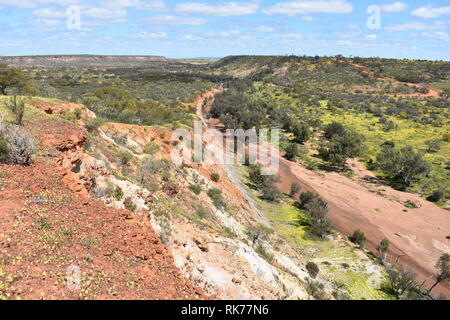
[378,238,390,262]
[305,197,332,238]
[386,266,417,298]
[377,145,431,186]
[0,63,33,95]
[428,254,450,294]
[323,122,345,140]
[248,165,265,189]
[284,142,299,161]
[319,128,366,168]
[291,122,310,144]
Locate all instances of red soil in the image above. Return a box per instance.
[0,162,205,300]
[0,106,205,300]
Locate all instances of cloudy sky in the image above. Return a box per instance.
[0,0,449,60]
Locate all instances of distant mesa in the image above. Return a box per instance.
[0,55,169,67]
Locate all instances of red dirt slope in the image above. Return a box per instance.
[0,110,205,300]
[0,161,205,300]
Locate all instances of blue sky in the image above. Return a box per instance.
[0,0,449,60]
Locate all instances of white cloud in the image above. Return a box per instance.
[386,22,429,31]
[411,6,450,19]
[0,0,36,8]
[205,30,241,37]
[34,18,61,26]
[263,0,353,16]
[175,2,259,17]
[33,8,66,19]
[300,15,314,21]
[84,7,127,21]
[279,33,303,39]
[256,25,275,32]
[422,31,449,41]
[380,2,408,13]
[100,0,165,11]
[364,34,377,40]
[386,21,447,32]
[144,15,207,25]
[181,34,204,41]
[131,31,167,39]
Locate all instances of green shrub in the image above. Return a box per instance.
[161,170,171,181]
[427,189,445,202]
[107,183,124,201]
[0,133,8,163]
[123,197,137,212]
[189,184,202,195]
[195,206,210,219]
[143,141,160,155]
[6,95,25,126]
[207,188,225,208]
[74,108,82,119]
[305,197,332,238]
[261,180,282,202]
[290,183,301,197]
[306,279,327,300]
[210,172,220,182]
[86,117,105,132]
[404,200,419,209]
[118,150,133,165]
[284,142,299,161]
[351,229,366,249]
[323,122,345,140]
[255,244,274,263]
[299,191,317,208]
[306,261,320,278]
[376,145,431,186]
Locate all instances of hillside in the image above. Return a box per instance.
[0,55,449,300]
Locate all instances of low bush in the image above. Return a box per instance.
[299,191,318,208]
[143,141,160,155]
[0,132,8,163]
[85,117,105,132]
[210,172,220,182]
[118,150,133,165]
[207,188,226,208]
[123,197,137,212]
[306,261,320,278]
[351,229,366,249]
[290,182,301,197]
[189,183,202,195]
[0,123,35,165]
[6,96,25,126]
[427,189,445,202]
